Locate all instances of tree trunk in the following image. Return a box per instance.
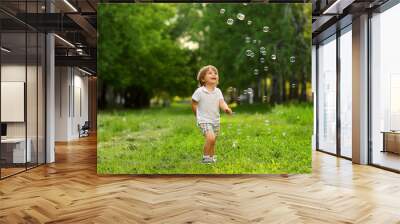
[270,76,280,104]
[281,76,286,103]
[257,77,262,102]
[289,79,299,100]
[124,85,151,109]
[98,80,108,110]
[300,70,307,101]
[263,77,268,103]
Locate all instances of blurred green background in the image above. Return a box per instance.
[98,3,312,108]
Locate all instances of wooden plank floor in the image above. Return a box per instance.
[1,135,400,224]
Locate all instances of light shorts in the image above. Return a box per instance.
[197,123,220,136]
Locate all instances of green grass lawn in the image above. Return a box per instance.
[97,102,313,174]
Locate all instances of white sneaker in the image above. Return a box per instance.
[202,156,213,164]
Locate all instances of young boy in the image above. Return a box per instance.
[191,65,233,163]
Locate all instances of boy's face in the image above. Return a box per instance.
[203,69,219,85]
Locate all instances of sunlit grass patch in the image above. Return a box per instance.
[97,102,312,174]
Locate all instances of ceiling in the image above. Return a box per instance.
[0,0,98,74]
[311,0,391,43]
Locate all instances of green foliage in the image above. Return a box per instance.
[97,103,312,174]
[98,3,197,97]
[97,3,312,106]
[180,3,312,90]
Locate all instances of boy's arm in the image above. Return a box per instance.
[191,100,198,116]
[219,99,232,115]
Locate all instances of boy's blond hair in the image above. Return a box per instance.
[197,65,218,86]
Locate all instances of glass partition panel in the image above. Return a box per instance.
[1,30,27,177]
[371,4,400,171]
[27,30,38,169]
[317,35,337,154]
[38,32,45,165]
[339,27,352,158]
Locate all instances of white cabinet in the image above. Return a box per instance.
[1,138,32,163]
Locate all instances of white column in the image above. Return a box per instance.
[46,1,55,163]
[312,45,316,150]
[352,14,369,164]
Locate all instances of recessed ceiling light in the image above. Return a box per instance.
[54,34,75,48]
[322,0,354,15]
[1,47,11,53]
[78,67,92,76]
[63,0,78,12]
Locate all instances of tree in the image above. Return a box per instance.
[98,4,198,108]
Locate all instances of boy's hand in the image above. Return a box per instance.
[224,107,233,115]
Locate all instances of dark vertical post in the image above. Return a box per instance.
[336,28,341,157]
[25,0,28,171]
[367,11,372,164]
[44,0,48,164]
[0,16,2,179]
[36,0,39,167]
[316,44,319,150]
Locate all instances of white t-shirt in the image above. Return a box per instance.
[192,86,224,124]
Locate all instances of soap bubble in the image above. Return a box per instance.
[245,36,251,43]
[264,66,269,71]
[263,26,270,32]
[247,20,252,25]
[271,54,276,60]
[246,49,252,56]
[254,69,259,76]
[290,56,296,63]
[227,18,234,25]
[237,13,245,21]
[220,8,225,14]
[260,57,265,63]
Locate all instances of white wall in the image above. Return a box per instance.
[1,63,46,164]
[55,66,89,141]
[55,66,69,141]
[1,65,29,138]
